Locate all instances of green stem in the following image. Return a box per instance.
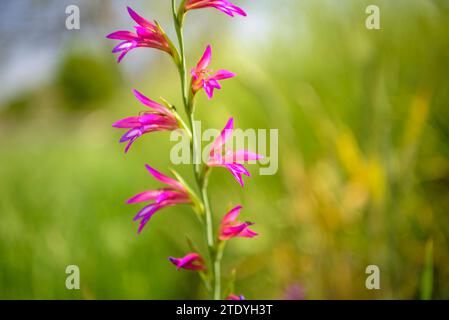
[171,0,220,300]
[200,169,220,299]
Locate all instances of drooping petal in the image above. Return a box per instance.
[224,163,250,186]
[132,196,191,233]
[112,41,135,53]
[204,82,214,99]
[227,163,250,176]
[239,227,258,238]
[119,128,142,143]
[133,202,161,222]
[207,78,222,89]
[117,51,128,63]
[226,165,244,186]
[124,135,138,153]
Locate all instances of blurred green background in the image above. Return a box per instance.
[1,0,449,299]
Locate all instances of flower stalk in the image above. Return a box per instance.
[108,0,255,300]
[172,0,219,299]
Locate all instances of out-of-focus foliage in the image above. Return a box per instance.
[57,53,121,110]
[1,0,449,299]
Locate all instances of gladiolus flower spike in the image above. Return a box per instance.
[127,164,192,233]
[207,117,263,186]
[109,1,260,300]
[112,89,179,153]
[191,45,235,99]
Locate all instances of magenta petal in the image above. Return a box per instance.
[124,136,138,153]
[222,205,243,225]
[127,190,160,204]
[196,45,212,71]
[228,169,244,186]
[168,257,181,268]
[106,31,137,40]
[138,216,152,234]
[117,51,128,63]
[132,89,168,113]
[144,164,185,191]
[168,253,205,270]
[210,117,234,155]
[223,163,251,186]
[207,78,221,89]
[133,203,160,221]
[112,41,134,53]
[127,6,155,30]
[213,69,236,80]
[239,227,258,238]
[221,223,248,238]
[120,128,141,142]
[113,116,141,128]
[230,163,251,176]
[228,150,264,163]
[204,84,214,99]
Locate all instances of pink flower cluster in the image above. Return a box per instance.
[108,0,257,300]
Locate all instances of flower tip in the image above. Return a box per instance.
[126,6,135,15]
[144,163,153,172]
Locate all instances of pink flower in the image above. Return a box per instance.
[169,253,206,271]
[127,164,191,233]
[219,205,257,241]
[112,89,179,153]
[191,45,235,99]
[207,118,263,186]
[107,7,173,62]
[284,284,306,300]
[184,0,247,17]
[226,294,245,300]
